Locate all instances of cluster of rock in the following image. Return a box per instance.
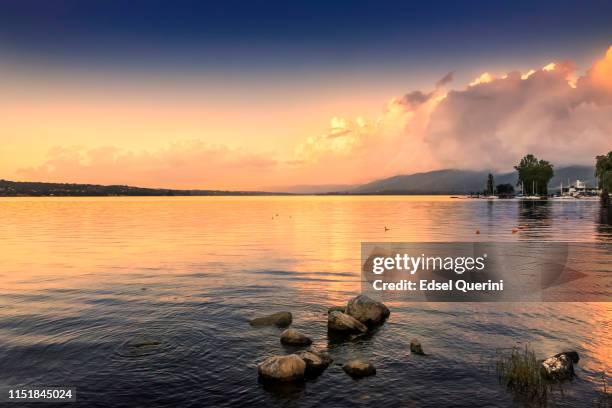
[250,296,581,390]
[251,294,394,382]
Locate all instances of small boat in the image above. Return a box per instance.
[522,180,541,199]
[552,180,576,199]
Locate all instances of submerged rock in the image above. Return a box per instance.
[410,338,425,355]
[295,350,332,377]
[118,337,164,357]
[541,351,580,381]
[327,305,346,314]
[346,295,390,326]
[328,311,367,334]
[343,360,376,378]
[249,311,292,327]
[128,340,160,347]
[280,329,312,346]
[257,355,306,382]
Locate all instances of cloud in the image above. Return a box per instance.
[426,48,612,170]
[590,46,612,90]
[293,45,612,182]
[291,75,447,183]
[468,72,494,87]
[18,140,278,189]
[578,46,612,103]
[436,72,454,88]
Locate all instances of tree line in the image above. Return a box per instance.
[483,151,611,197]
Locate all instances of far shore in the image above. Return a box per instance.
[0,179,504,197]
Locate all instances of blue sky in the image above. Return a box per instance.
[1,0,611,75]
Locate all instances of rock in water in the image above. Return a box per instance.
[561,351,580,364]
[327,305,346,314]
[346,295,390,326]
[280,329,312,346]
[410,338,425,355]
[118,337,164,357]
[249,311,292,327]
[257,355,306,382]
[127,339,161,348]
[295,350,332,376]
[343,360,376,378]
[541,351,579,381]
[328,311,368,334]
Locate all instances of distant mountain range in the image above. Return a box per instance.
[266,184,355,194]
[349,165,597,195]
[0,165,597,196]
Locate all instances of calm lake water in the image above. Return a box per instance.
[0,196,610,407]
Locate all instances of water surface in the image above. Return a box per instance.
[0,196,610,407]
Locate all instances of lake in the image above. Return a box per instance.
[0,196,610,407]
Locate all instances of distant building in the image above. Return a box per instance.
[560,180,599,197]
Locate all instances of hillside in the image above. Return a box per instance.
[350,165,596,195]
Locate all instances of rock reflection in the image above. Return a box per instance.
[258,377,305,401]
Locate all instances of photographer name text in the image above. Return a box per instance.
[372,279,504,292]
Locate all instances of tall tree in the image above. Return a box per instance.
[496,183,515,196]
[596,151,612,205]
[486,173,495,196]
[514,154,554,196]
[595,151,612,190]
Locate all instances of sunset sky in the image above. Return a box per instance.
[1,1,612,190]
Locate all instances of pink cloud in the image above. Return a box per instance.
[426,49,612,170]
[293,46,612,181]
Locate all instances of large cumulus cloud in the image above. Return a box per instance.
[426,48,612,170]
[291,73,452,183]
[296,46,612,179]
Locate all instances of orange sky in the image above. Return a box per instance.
[0,64,414,189]
[2,46,612,191]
